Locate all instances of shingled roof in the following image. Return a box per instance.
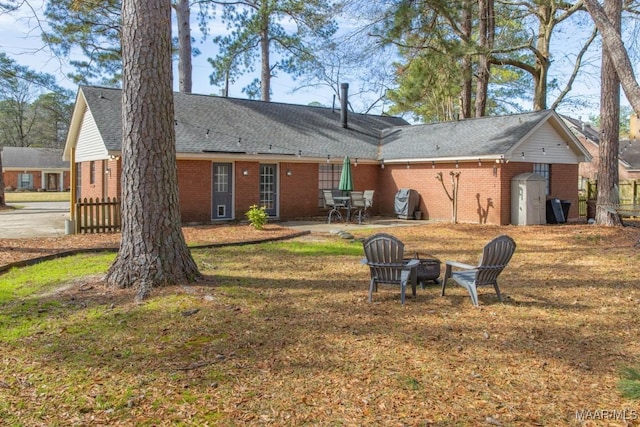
[2,147,68,169]
[79,86,409,161]
[561,115,600,144]
[561,114,640,170]
[379,109,581,161]
[619,139,640,170]
[69,86,587,164]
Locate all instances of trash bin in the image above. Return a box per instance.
[546,198,565,224]
[560,200,571,221]
[394,189,420,219]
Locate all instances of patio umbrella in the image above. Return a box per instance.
[338,156,354,192]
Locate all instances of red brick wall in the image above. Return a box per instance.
[378,162,507,224]
[105,159,120,199]
[2,170,69,191]
[351,164,379,213]
[73,158,580,225]
[379,161,580,225]
[234,161,260,218]
[77,161,105,200]
[278,162,321,218]
[177,160,212,223]
[3,171,22,189]
[550,163,580,220]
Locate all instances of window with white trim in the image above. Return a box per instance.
[18,173,33,189]
[533,163,550,195]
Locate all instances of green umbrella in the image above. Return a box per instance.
[338,156,354,192]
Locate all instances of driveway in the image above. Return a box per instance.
[0,202,69,238]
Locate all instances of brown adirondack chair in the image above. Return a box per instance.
[441,235,516,306]
[362,233,420,304]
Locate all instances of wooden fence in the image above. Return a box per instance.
[582,179,640,218]
[578,195,587,217]
[75,197,121,234]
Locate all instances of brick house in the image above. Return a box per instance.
[564,114,640,184]
[2,147,70,191]
[63,85,590,226]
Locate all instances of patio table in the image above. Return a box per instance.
[334,196,351,222]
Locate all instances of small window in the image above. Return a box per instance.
[90,161,96,184]
[533,163,550,195]
[19,173,33,189]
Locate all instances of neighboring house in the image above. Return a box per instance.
[2,146,70,191]
[563,114,640,186]
[618,113,640,180]
[63,85,590,226]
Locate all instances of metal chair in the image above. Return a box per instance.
[322,190,346,223]
[349,191,366,224]
[361,233,420,304]
[441,235,516,306]
[363,190,374,210]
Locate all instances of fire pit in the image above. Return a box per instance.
[405,254,441,288]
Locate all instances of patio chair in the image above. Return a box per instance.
[361,233,420,304]
[441,235,516,306]
[322,190,346,223]
[350,191,367,224]
[363,190,374,210]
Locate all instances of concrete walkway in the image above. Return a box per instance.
[278,217,427,233]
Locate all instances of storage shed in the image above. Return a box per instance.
[511,173,546,225]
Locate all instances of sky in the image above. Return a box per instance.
[0,1,343,108]
[0,1,634,124]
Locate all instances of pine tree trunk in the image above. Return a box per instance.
[475,0,492,117]
[0,149,6,208]
[175,0,192,93]
[459,0,472,119]
[106,0,200,299]
[259,1,270,102]
[260,27,270,102]
[595,0,622,226]
[532,4,552,111]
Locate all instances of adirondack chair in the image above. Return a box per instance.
[361,233,420,304]
[441,235,516,306]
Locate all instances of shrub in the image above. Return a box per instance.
[245,205,268,230]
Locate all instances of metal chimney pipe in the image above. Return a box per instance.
[340,83,349,128]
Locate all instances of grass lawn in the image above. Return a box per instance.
[4,191,70,203]
[1,223,639,425]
